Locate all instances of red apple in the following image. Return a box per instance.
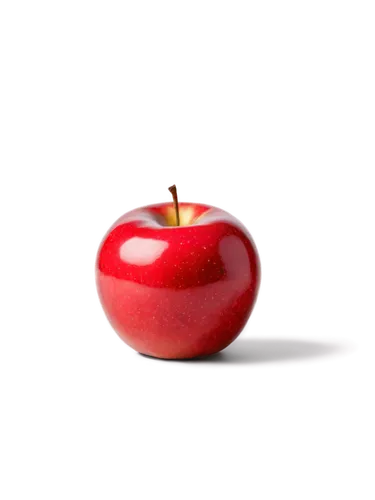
[96,188,260,359]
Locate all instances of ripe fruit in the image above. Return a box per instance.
[96,186,260,359]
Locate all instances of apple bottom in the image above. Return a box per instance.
[133,336,358,368]
[97,273,256,359]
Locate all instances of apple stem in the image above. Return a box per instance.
[168,184,180,226]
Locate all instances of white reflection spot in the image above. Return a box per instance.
[120,237,169,266]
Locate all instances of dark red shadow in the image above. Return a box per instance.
[135,336,358,368]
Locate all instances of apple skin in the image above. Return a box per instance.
[96,202,260,359]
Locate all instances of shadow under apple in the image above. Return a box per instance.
[140,338,347,364]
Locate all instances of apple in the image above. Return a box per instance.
[96,186,260,359]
